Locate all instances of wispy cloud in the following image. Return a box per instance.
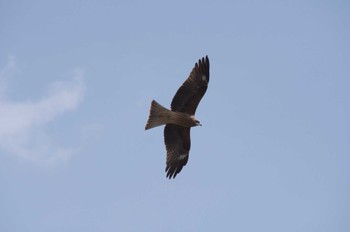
[0,56,85,166]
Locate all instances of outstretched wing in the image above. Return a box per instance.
[171,56,210,115]
[164,124,191,179]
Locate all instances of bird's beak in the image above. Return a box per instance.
[198,123,202,126]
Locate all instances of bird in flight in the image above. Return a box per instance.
[145,56,210,179]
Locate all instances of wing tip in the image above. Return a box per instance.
[199,55,209,65]
[198,55,210,71]
[197,55,210,82]
[205,55,209,66]
[165,166,180,179]
[165,157,187,179]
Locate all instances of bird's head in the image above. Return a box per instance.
[190,116,202,127]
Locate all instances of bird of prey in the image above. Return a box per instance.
[145,56,210,179]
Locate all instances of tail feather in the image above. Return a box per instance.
[145,100,170,130]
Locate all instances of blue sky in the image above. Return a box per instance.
[0,0,349,231]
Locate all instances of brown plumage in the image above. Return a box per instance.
[145,56,210,179]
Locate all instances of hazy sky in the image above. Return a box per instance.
[1,0,349,231]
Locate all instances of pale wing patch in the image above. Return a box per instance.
[178,154,188,160]
[201,75,208,83]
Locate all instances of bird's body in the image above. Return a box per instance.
[145,56,210,179]
[145,100,200,129]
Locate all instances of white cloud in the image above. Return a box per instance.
[0,56,85,166]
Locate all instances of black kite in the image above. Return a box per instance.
[145,56,210,179]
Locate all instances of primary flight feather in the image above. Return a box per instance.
[145,56,210,179]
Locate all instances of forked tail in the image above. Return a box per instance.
[145,100,171,130]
